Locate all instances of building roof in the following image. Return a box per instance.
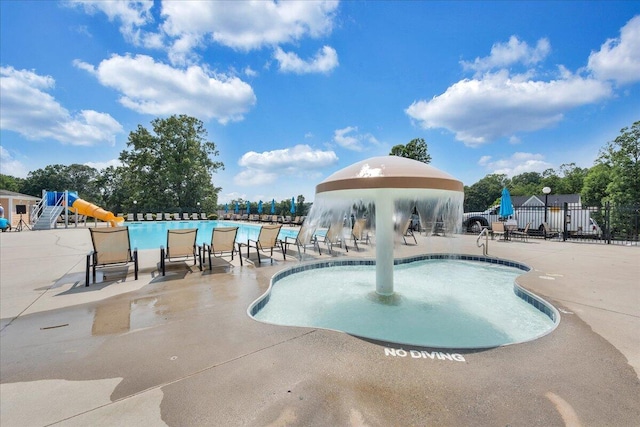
[0,189,41,200]
[511,193,581,207]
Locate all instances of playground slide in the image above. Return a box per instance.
[67,193,124,227]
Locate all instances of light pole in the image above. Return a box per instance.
[133,200,137,217]
[542,187,551,223]
[197,202,201,215]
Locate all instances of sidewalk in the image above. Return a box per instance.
[1,227,639,426]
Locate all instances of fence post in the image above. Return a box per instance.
[605,201,611,244]
[563,202,568,241]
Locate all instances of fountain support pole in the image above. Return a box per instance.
[375,194,395,296]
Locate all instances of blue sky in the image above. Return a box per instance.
[1,1,639,204]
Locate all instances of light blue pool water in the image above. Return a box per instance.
[124,221,299,250]
[251,257,558,349]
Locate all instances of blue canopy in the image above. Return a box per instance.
[271,199,276,214]
[290,197,296,214]
[499,187,514,218]
[258,200,263,214]
[234,201,239,213]
[246,200,251,214]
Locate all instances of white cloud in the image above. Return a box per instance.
[588,15,640,85]
[0,66,123,146]
[274,45,339,74]
[406,69,611,146]
[0,146,29,178]
[160,1,338,62]
[68,0,155,46]
[461,36,551,75]
[332,126,379,151]
[478,152,553,177]
[75,54,256,124]
[235,144,338,186]
[244,66,258,77]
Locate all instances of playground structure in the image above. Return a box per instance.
[31,191,123,230]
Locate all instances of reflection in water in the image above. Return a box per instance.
[91,281,221,336]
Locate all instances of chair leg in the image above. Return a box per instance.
[85,253,91,287]
[134,250,139,280]
[160,247,166,276]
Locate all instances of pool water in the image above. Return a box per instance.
[252,259,557,349]
[125,220,299,250]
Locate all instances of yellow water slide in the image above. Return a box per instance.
[68,196,124,227]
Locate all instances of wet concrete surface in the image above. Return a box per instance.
[1,227,639,426]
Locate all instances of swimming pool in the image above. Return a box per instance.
[250,255,559,349]
[124,221,299,250]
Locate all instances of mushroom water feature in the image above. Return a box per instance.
[306,156,465,296]
[250,156,558,348]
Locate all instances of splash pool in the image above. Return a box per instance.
[250,255,559,349]
[124,221,298,250]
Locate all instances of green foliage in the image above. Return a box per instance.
[464,174,507,211]
[0,174,23,192]
[19,164,102,202]
[119,115,223,213]
[389,138,432,164]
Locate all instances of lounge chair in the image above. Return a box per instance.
[284,221,321,260]
[203,226,240,268]
[282,216,292,226]
[145,213,154,221]
[542,222,558,240]
[136,213,144,221]
[351,218,371,250]
[156,213,163,221]
[241,224,285,264]
[200,212,208,220]
[320,223,348,254]
[491,222,506,240]
[402,219,417,245]
[126,213,134,221]
[191,213,199,220]
[181,213,189,220]
[160,228,201,276]
[86,227,138,287]
[511,222,530,242]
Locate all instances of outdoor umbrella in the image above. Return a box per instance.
[290,197,296,214]
[271,199,276,214]
[235,201,239,213]
[224,203,228,213]
[246,200,251,214]
[258,200,263,214]
[499,187,514,218]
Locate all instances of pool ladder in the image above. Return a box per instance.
[477,227,489,256]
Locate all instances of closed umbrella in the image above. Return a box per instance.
[290,197,296,214]
[499,188,514,218]
[224,203,228,213]
[234,201,239,213]
[271,199,276,214]
[246,200,251,214]
[258,200,263,214]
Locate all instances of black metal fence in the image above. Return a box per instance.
[468,203,640,245]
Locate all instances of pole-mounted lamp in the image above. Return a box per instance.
[542,187,551,223]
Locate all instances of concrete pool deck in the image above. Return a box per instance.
[1,226,638,426]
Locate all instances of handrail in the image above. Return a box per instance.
[476,227,489,256]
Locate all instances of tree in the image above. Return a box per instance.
[581,163,611,206]
[389,138,432,164]
[0,174,23,192]
[119,115,224,213]
[600,121,640,207]
[509,172,542,196]
[558,163,588,195]
[19,164,101,200]
[463,173,508,212]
